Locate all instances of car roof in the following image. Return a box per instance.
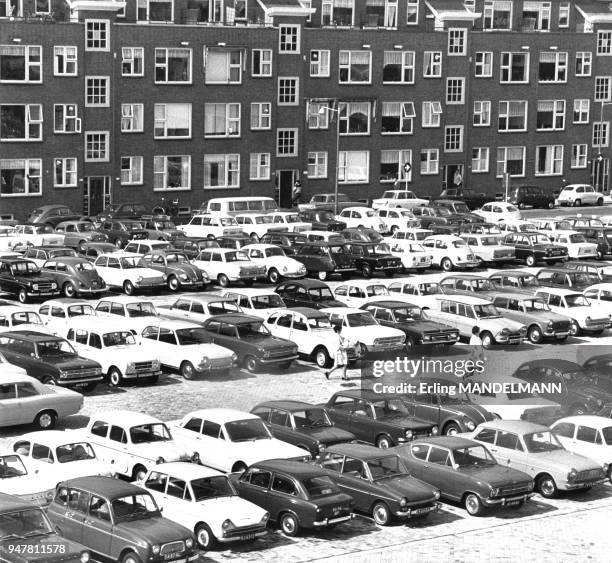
[582,283,612,290]
[141,318,201,330]
[554,415,612,429]
[340,206,373,212]
[278,279,329,289]
[97,295,155,304]
[435,294,492,305]
[492,292,543,301]
[221,287,277,296]
[411,436,477,449]
[440,274,487,281]
[206,313,263,324]
[286,307,328,317]
[252,459,327,477]
[153,462,223,479]
[489,270,536,278]
[0,372,38,385]
[60,476,145,499]
[535,287,582,296]
[89,409,163,426]
[172,293,236,304]
[476,419,550,433]
[64,317,139,332]
[254,399,319,411]
[0,330,61,342]
[44,256,87,265]
[39,298,92,307]
[325,442,397,460]
[337,279,388,288]
[242,243,277,250]
[181,408,258,424]
[320,307,367,315]
[360,300,418,309]
[0,305,40,315]
[12,429,88,447]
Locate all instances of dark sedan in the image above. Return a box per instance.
[341,228,384,243]
[488,270,541,293]
[0,258,60,303]
[292,242,356,281]
[99,220,148,249]
[275,279,346,309]
[580,354,612,395]
[259,232,308,256]
[298,209,346,231]
[502,232,568,266]
[347,242,402,278]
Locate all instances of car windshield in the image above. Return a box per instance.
[282,214,300,223]
[319,211,334,221]
[225,418,271,441]
[225,251,249,262]
[393,306,423,322]
[307,315,332,329]
[308,287,334,301]
[346,312,377,327]
[0,508,53,539]
[166,253,189,264]
[155,221,176,229]
[175,328,211,345]
[126,303,156,317]
[74,261,95,272]
[119,257,141,268]
[10,262,39,275]
[373,243,391,253]
[68,304,95,317]
[112,494,159,521]
[236,321,270,338]
[33,225,52,234]
[454,203,470,213]
[564,294,590,307]
[474,304,500,318]
[452,240,467,248]
[129,423,172,443]
[408,243,426,253]
[102,331,136,347]
[436,208,452,216]
[481,237,500,246]
[254,216,273,224]
[569,234,587,243]
[37,339,76,356]
[191,476,235,501]
[367,456,406,479]
[523,431,563,453]
[301,476,339,497]
[514,275,538,287]
[365,285,388,297]
[292,408,332,428]
[51,250,76,258]
[251,294,285,309]
[0,455,27,479]
[329,245,349,254]
[265,248,285,257]
[522,299,550,312]
[126,223,144,231]
[452,445,496,467]
[528,234,552,244]
[56,442,96,462]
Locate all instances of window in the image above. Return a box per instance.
[521,1,550,31]
[423,51,442,78]
[535,145,563,176]
[154,103,192,139]
[154,155,191,190]
[475,52,493,77]
[204,154,239,188]
[155,48,191,84]
[0,159,41,196]
[279,25,300,53]
[498,101,528,132]
[538,52,567,82]
[251,49,272,78]
[364,0,398,27]
[500,52,529,83]
[122,47,144,77]
[444,126,463,152]
[85,20,109,51]
[278,77,298,105]
[85,77,109,107]
[205,48,242,84]
[420,149,439,175]
[249,153,270,181]
[121,156,143,185]
[380,149,411,183]
[307,151,327,178]
[573,99,590,124]
[496,146,526,177]
[251,102,271,130]
[85,132,109,162]
[276,128,298,157]
[339,102,371,136]
[339,151,369,183]
[484,0,512,30]
[472,147,489,173]
[0,104,42,141]
[382,51,414,83]
[54,104,80,134]
[233,0,247,21]
[0,45,42,83]
[310,49,330,77]
[204,103,240,137]
[322,0,354,26]
[406,0,418,24]
[381,102,415,135]
[536,100,565,131]
[54,158,77,188]
[571,144,588,169]
[422,101,442,128]
[54,46,77,76]
[120,104,144,133]
[446,77,465,104]
[307,102,329,130]
[34,0,50,13]
[448,28,467,55]
[595,77,612,102]
[575,52,592,77]
[593,122,610,148]
[137,0,173,22]
[558,2,570,27]
[339,50,371,84]
[473,101,491,126]
[597,31,612,55]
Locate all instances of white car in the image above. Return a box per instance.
[235,214,288,240]
[372,190,428,210]
[0,305,50,333]
[93,252,166,294]
[242,243,307,283]
[0,453,57,506]
[179,214,244,239]
[169,409,310,473]
[583,283,612,318]
[268,211,312,232]
[191,248,266,288]
[557,184,604,207]
[532,218,574,233]
[386,275,446,309]
[220,287,287,319]
[138,462,269,549]
[548,231,598,259]
[303,230,348,244]
[0,227,21,251]
[140,319,236,379]
[321,307,405,356]
[551,416,612,481]
[473,202,522,223]
[123,239,173,254]
[10,224,64,250]
[21,246,79,268]
[384,229,434,248]
[335,207,386,232]
[94,295,163,334]
[332,281,391,308]
[84,410,196,480]
[422,235,479,271]
[158,294,243,324]
[8,430,114,480]
[535,287,610,336]
[497,220,538,234]
[375,208,420,233]
[386,239,432,271]
[459,234,516,264]
[63,317,162,386]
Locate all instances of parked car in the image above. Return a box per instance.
[139,250,208,291]
[37,298,97,335]
[439,274,500,299]
[235,213,288,240]
[564,261,612,282]
[572,227,612,260]
[0,305,49,333]
[332,280,393,308]
[557,184,604,206]
[268,211,312,232]
[22,245,79,268]
[41,257,106,298]
[535,267,600,291]
[434,188,489,210]
[298,209,346,231]
[0,372,83,430]
[172,237,220,259]
[79,241,119,262]
[216,233,254,250]
[178,214,244,239]
[141,216,184,241]
[298,193,361,213]
[459,233,516,264]
[98,220,148,249]
[11,224,65,251]
[508,185,556,209]
[123,240,173,255]
[292,241,356,281]
[547,231,597,260]
[346,242,403,278]
[235,460,353,536]
[385,237,432,271]
[95,202,148,221]
[0,258,60,303]
[341,227,385,243]
[259,232,308,256]
[0,454,57,506]
[169,409,309,473]
[411,206,462,229]
[242,243,307,283]
[46,477,197,563]
[422,235,478,271]
[488,270,541,293]
[372,190,428,210]
[220,287,287,319]
[386,276,445,309]
[93,252,167,295]
[582,283,612,319]
[55,220,108,249]
[473,202,522,223]
[158,293,242,323]
[0,331,103,391]
[275,279,346,309]
[26,205,82,228]
[191,248,266,288]
[502,232,568,266]
[582,354,612,395]
[394,437,534,516]
[432,199,487,223]
[498,220,539,234]
[468,420,606,498]
[303,230,347,244]
[93,295,163,334]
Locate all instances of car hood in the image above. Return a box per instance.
[371,474,438,501]
[195,495,267,526]
[456,464,532,487]
[10,274,56,284]
[270,256,305,271]
[295,426,356,443]
[223,438,307,463]
[41,356,100,370]
[375,414,433,431]
[531,244,566,252]
[522,310,570,323]
[165,263,202,277]
[402,320,457,333]
[114,516,192,546]
[315,299,346,308]
[528,449,604,472]
[347,325,404,339]
[242,335,296,350]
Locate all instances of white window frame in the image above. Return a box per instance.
[597,31,612,56]
[307,151,328,179]
[85,76,109,107]
[154,155,191,191]
[382,51,415,84]
[420,149,439,175]
[204,48,243,85]
[278,77,299,106]
[538,51,568,83]
[446,77,465,105]
[381,101,415,135]
[310,49,330,78]
[252,49,273,78]
[521,1,551,31]
[0,45,42,84]
[251,102,271,130]
[249,153,271,181]
[338,150,369,184]
[54,46,77,76]
[276,128,298,157]
[84,131,109,163]
[53,104,81,134]
[593,122,610,148]
[423,51,442,78]
[322,0,355,26]
[339,101,371,136]
[154,103,192,139]
[204,103,241,138]
[472,147,489,173]
[473,101,491,127]
[204,154,240,189]
[483,0,513,31]
[444,125,463,153]
[558,2,570,28]
[155,47,192,84]
[535,145,563,176]
[500,52,530,84]
[536,100,566,131]
[0,158,42,197]
[120,103,144,133]
[121,47,144,77]
[279,25,300,54]
[0,104,43,142]
[448,28,467,56]
[137,0,174,23]
[571,144,588,169]
[380,149,412,183]
[498,100,528,132]
[422,101,442,128]
[85,20,109,52]
[575,52,592,77]
[595,77,612,102]
[120,156,143,185]
[573,99,590,124]
[496,146,526,178]
[338,50,372,84]
[307,102,330,130]
[474,52,493,77]
[406,0,418,24]
[54,157,77,188]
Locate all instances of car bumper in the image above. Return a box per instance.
[257,354,299,365]
[495,335,525,345]
[582,322,609,333]
[220,526,268,542]
[196,363,234,374]
[123,370,162,380]
[134,280,167,288]
[483,493,533,507]
[369,343,406,353]
[27,290,61,297]
[150,554,199,563]
[396,502,440,518]
[312,514,354,527]
[455,260,480,268]
[562,478,606,491]
[59,375,104,386]
[77,287,106,294]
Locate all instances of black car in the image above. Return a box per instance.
[298,209,346,231]
[412,206,463,229]
[535,267,600,290]
[502,232,568,266]
[216,233,253,250]
[435,188,489,210]
[251,400,356,458]
[431,200,485,224]
[78,242,120,262]
[99,220,148,248]
[507,185,556,210]
[292,242,356,281]
[171,237,220,259]
[346,242,402,278]
[275,279,346,309]
[341,228,384,243]
[95,202,148,222]
[26,205,82,228]
[581,354,612,395]
[360,300,460,350]
[259,232,308,256]
[0,258,60,303]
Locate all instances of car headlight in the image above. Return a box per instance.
[162,274,167,282]
[282,265,288,273]
[490,487,501,498]
[198,357,209,368]
[51,282,58,289]
[136,276,143,283]
[151,545,160,555]
[156,456,165,465]
[586,316,591,322]
[80,552,90,563]
[398,497,408,509]
[261,512,270,524]
[567,468,578,482]
[33,284,39,290]
[152,360,161,371]
[547,321,553,330]
[431,425,439,435]
[222,519,233,530]
[602,462,609,474]
[465,420,476,431]
[180,273,189,280]
[231,353,238,363]
[125,362,136,374]
[185,538,194,549]
[405,429,413,439]
[433,490,441,500]
[422,335,431,341]
[519,326,527,335]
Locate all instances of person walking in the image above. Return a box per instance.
[291,180,302,208]
[325,325,353,381]
[468,326,485,377]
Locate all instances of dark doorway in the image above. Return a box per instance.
[84,176,110,216]
[277,169,296,208]
[442,164,464,192]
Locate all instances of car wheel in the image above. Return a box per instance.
[195,523,216,549]
[268,268,280,284]
[232,461,248,473]
[63,282,76,298]
[120,552,143,563]
[441,257,453,271]
[404,337,415,353]
[537,474,558,498]
[527,325,543,344]
[480,332,494,349]
[108,367,124,387]
[597,250,604,261]
[391,225,399,234]
[244,355,259,373]
[123,280,135,295]
[132,465,147,482]
[17,288,28,303]
[42,376,57,386]
[443,422,461,436]
[180,361,197,380]
[250,232,259,242]
[34,410,57,430]
[569,320,581,337]
[597,198,604,206]
[318,271,329,281]
[167,276,180,291]
[518,202,526,210]
[376,434,393,449]
[115,238,124,249]
[280,512,300,537]
[464,493,484,516]
[217,274,230,288]
[372,501,391,526]
[525,254,536,267]
[361,264,372,278]
[314,347,332,368]
[547,201,555,209]
[573,199,582,207]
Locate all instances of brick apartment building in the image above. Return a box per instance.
[1,0,612,218]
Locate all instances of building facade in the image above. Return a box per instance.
[1,0,612,218]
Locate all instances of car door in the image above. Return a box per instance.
[13,381,43,425]
[492,429,528,471]
[237,468,273,509]
[84,494,113,557]
[267,408,297,445]
[411,393,442,427]
[551,421,576,451]
[424,446,458,499]
[324,454,372,511]
[60,487,90,543]
[0,383,20,426]
[571,424,602,459]
[326,395,358,432]
[347,400,378,442]
[155,327,181,369]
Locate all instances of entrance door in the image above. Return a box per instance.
[591,157,610,192]
[84,177,111,216]
[277,170,297,208]
[442,164,464,192]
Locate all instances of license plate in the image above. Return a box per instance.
[239,534,255,541]
[412,506,434,516]
[39,291,53,295]
[506,500,520,506]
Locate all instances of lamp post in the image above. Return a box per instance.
[319,103,341,215]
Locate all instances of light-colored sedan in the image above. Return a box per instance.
[220,287,287,319]
[332,281,392,308]
[548,231,597,259]
[191,248,266,288]
[235,214,288,240]
[268,211,312,233]
[158,294,242,324]
[93,252,166,295]
[37,298,97,335]
[0,305,50,333]
[335,207,386,232]
[473,202,522,223]
[372,190,428,210]
[376,208,420,233]
[94,295,163,334]
[0,454,57,506]
[583,283,612,317]
[459,234,516,264]
[557,184,604,207]
[242,243,307,283]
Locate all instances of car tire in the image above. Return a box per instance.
[123,280,135,295]
[314,346,332,368]
[250,232,259,242]
[132,465,147,482]
[63,282,76,298]
[525,254,536,267]
[361,264,372,278]
[268,268,280,284]
[232,461,248,473]
[537,474,558,498]
[195,523,216,549]
[280,512,300,537]
[167,276,180,291]
[244,355,259,373]
[180,361,197,380]
[441,257,453,271]
[597,198,604,206]
[318,271,329,281]
[573,199,582,207]
[518,202,526,210]
[404,337,415,353]
[42,375,57,386]
[34,410,57,430]
[372,501,392,526]
[375,434,393,449]
[569,320,581,337]
[217,274,230,288]
[597,250,604,261]
[464,493,484,516]
[527,325,543,344]
[443,422,461,436]
[480,331,494,349]
[120,551,143,563]
[391,225,399,234]
[17,288,28,304]
[108,367,124,387]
